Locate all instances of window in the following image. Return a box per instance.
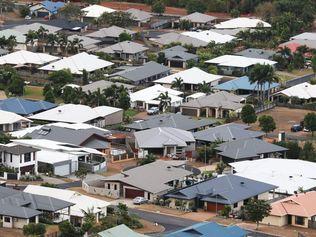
[233,203,238,208]
[24,153,31,163]
[114,184,117,190]
[295,216,305,226]
[4,217,11,223]
[10,154,12,163]
[107,184,110,189]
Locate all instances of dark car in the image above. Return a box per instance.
[291,124,302,132]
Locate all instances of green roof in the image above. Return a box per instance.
[98,224,149,237]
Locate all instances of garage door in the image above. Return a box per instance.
[206,202,225,212]
[125,188,144,199]
[54,164,70,176]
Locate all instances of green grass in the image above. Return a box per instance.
[276,74,293,83]
[23,86,44,100]
[124,109,138,118]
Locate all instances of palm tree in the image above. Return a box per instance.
[36,26,48,52]
[57,33,69,56]
[25,30,38,51]
[197,81,212,94]
[69,37,83,54]
[158,91,171,112]
[46,33,58,54]
[6,35,16,52]
[171,77,183,91]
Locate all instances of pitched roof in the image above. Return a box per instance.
[103,160,193,194]
[235,48,276,60]
[39,52,113,74]
[87,26,135,39]
[166,174,276,205]
[180,12,217,23]
[67,34,101,50]
[40,0,65,14]
[154,67,222,85]
[0,29,26,43]
[290,32,316,41]
[194,123,264,143]
[98,224,149,237]
[276,82,316,100]
[181,30,236,44]
[97,41,148,55]
[12,22,62,34]
[81,80,135,93]
[29,104,122,123]
[181,91,245,110]
[165,222,247,237]
[0,110,31,124]
[0,98,57,116]
[82,4,115,18]
[125,113,217,131]
[125,8,152,22]
[44,19,88,31]
[215,76,280,92]
[162,47,198,62]
[0,144,39,155]
[214,17,271,29]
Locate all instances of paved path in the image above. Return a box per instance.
[56,180,81,189]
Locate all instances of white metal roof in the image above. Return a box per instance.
[0,110,31,124]
[290,32,316,41]
[82,4,115,18]
[206,55,276,68]
[187,92,206,100]
[214,17,271,29]
[179,12,217,23]
[276,82,316,100]
[0,50,59,66]
[24,185,110,217]
[181,30,235,44]
[154,67,222,85]
[39,52,113,74]
[29,104,122,123]
[13,23,62,34]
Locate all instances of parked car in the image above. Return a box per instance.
[147,107,159,115]
[25,15,31,20]
[133,197,148,205]
[291,124,302,132]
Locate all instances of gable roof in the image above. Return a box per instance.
[0,110,31,125]
[214,17,271,29]
[194,123,264,143]
[162,47,198,62]
[235,48,276,60]
[134,127,195,148]
[215,76,280,92]
[125,8,152,22]
[81,80,135,93]
[12,22,62,34]
[97,41,148,55]
[0,29,26,43]
[44,19,88,31]
[40,0,65,14]
[276,82,316,99]
[98,224,149,237]
[103,160,193,194]
[181,91,245,110]
[39,52,113,74]
[166,174,276,205]
[82,4,115,18]
[180,12,217,23]
[154,67,222,85]
[0,98,57,116]
[87,26,135,39]
[181,30,236,44]
[0,144,39,155]
[125,113,217,131]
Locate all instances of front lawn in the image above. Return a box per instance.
[124,109,138,118]
[23,86,44,100]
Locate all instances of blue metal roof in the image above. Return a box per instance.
[41,1,65,14]
[0,98,57,115]
[216,76,280,92]
[165,222,248,237]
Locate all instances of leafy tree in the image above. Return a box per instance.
[152,0,165,14]
[157,52,165,64]
[300,141,315,161]
[158,91,171,112]
[207,65,218,74]
[241,104,257,125]
[138,153,156,166]
[19,5,30,17]
[60,3,83,20]
[69,37,83,54]
[179,19,193,30]
[147,52,157,62]
[215,161,226,174]
[275,141,301,159]
[7,76,24,96]
[258,115,276,134]
[59,221,84,237]
[23,223,46,237]
[304,112,316,137]
[186,0,207,14]
[118,90,131,110]
[99,12,132,28]
[48,69,74,96]
[230,9,240,18]
[44,88,55,103]
[244,199,271,230]
[25,30,38,50]
[118,32,132,42]
[81,207,96,235]
[255,2,277,21]
[220,205,231,218]
[82,69,89,85]
[0,132,12,144]
[171,77,183,90]
[197,81,212,94]
[75,167,88,180]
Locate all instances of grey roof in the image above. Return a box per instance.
[162,46,198,62]
[125,8,152,22]
[291,32,316,41]
[166,174,277,205]
[98,224,149,237]
[12,22,62,34]
[180,12,217,23]
[0,29,26,43]
[181,91,245,110]
[21,125,111,149]
[45,19,88,31]
[81,80,135,93]
[235,48,276,60]
[151,32,208,48]
[215,138,288,160]
[97,41,148,54]
[194,123,264,143]
[211,28,253,36]
[109,61,170,82]
[87,26,135,39]
[0,144,40,155]
[103,160,193,194]
[67,34,101,50]
[125,113,217,131]
[134,127,195,148]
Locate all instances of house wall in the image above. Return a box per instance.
[291,215,309,228]
[104,110,123,126]
[13,218,29,229]
[103,181,122,199]
[1,152,37,175]
[262,215,287,227]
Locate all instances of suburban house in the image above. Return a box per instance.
[0,186,73,229]
[109,61,170,85]
[206,55,277,76]
[0,110,32,132]
[279,32,316,51]
[0,143,39,179]
[44,19,89,32]
[29,104,123,127]
[98,224,149,237]
[29,0,65,18]
[130,84,183,111]
[24,185,110,226]
[215,76,280,97]
[274,82,316,103]
[215,138,288,163]
[134,127,196,157]
[67,34,101,52]
[125,113,217,132]
[161,45,198,68]
[235,48,276,60]
[0,29,31,50]
[12,23,61,35]
[186,92,206,102]
[125,8,152,27]
[13,139,107,176]
[83,160,192,201]
[154,67,223,91]
[0,98,57,116]
[177,12,217,28]
[230,158,316,195]
[97,41,149,63]
[81,80,135,93]
[82,4,115,21]
[165,222,248,237]
[194,123,264,144]
[165,174,276,212]
[180,91,245,118]
[87,26,136,44]
[214,17,271,29]
[262,191,316,229]
[181,30,236,44]
[39,52,114,75]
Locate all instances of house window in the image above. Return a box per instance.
[10,154,12,163]
[114,184,117,190]
[233,203,238,208]
[33,152,35,161]
[4,217,11,223]
[107,184,110,189]
[24,153,31,163]
[295,216,305,226]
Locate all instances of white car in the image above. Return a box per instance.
[133,197,148,205]
[25,15,32,20]
[147,107,159,115]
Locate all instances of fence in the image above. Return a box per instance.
[255,103,276,113]
[285,73,315,87]
[276,102,316,111]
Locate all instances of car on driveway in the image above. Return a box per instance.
[133,197,148,205]
[291,124,302,132]
[147,107,159,115]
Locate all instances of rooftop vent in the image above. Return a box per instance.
[240,181,245,185]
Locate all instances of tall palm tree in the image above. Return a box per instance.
[46,33,58,54]
[36,26,48,52]
[25,30,38,51]
[171,77,183,91]
[197,81,212,94]
[70,37,83,54]
[158,91,171,112]
[57,33,69,56]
